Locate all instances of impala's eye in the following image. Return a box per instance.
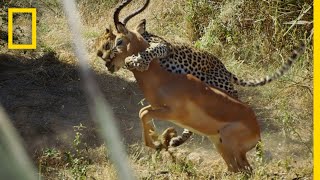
[116,39,123,46]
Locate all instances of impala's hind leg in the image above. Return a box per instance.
[139,105,173,149]
[237,151,252,172]
[209,135,238,172]
[218,123,260,172]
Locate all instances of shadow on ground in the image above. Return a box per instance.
[0,52,149,154]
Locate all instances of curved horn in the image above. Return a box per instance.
[114,0,132,32]
[123,0,150,25]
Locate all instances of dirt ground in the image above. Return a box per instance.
[0,51,141,151]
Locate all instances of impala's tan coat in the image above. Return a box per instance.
[99,21,261,172]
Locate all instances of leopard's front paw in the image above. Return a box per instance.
[125,55,149,71]
[135,64,149,72]
[124,55,138,70]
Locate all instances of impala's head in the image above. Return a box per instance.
[96,0,150,73]
[97,20,149,73]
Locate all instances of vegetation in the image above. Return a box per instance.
[0,0,313,179]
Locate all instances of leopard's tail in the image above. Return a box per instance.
[232,44,305,87]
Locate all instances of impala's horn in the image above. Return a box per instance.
[113,0,132,32]
[123,0,150,25]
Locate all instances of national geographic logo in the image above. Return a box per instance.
[8,8,36,49]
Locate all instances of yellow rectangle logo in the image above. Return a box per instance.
[8,8,37,49]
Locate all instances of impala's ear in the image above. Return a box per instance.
[135,19,146,34]
[116,23,128,34]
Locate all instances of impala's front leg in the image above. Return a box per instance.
[139,105,173,149]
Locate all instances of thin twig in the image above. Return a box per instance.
[283,5,312,37]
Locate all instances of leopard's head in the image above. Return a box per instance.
[96,19,148,73]
[96,26,117,71]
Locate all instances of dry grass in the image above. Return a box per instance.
[0,0,313,179]
[37,143,312,179]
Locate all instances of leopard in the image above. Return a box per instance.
[98,18,304,99]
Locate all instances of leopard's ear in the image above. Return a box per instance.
[105,27,111,34]
[104,25,112,34]
[135,19,146,34]
[105,25,116,39]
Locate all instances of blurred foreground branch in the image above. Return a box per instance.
[61,0,135,179]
